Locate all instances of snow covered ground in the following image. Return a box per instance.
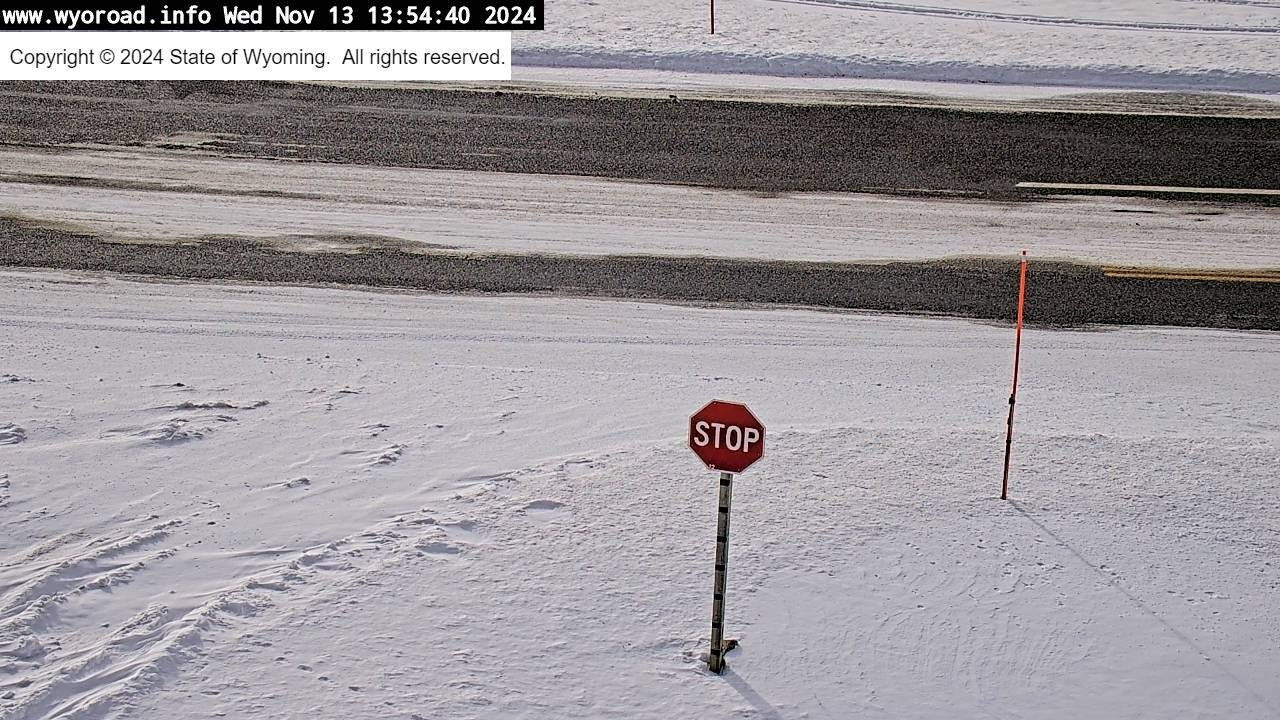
[3,148,1278,270]
[3,47,1279,715]
[2,269,1278,718]
[499,67,1280,113]
[6,8,1278,715]
[516,0,1280,93]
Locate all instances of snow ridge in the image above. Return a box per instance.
[515,50,1280,94]
[773,0,1280,34]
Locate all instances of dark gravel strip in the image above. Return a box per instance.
[2,223,1277,330]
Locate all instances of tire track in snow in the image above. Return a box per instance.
[1,517,188,713]
[0,519,185,622]
[0,424,26,445]
[0,498,499,719]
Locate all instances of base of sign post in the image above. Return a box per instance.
[709,471,733,674]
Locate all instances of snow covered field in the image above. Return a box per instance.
[516,0,1280,93]
[2,270,1278,718]
[3,148,1278,270]
[4,5,1278,715]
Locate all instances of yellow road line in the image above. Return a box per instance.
[1103,268,1280,283]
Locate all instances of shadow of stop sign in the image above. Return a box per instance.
[689,400,765,474]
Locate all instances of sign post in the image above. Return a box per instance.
[689,399,765,674]
[710,470,732,673]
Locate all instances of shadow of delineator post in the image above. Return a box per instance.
[723,666,785,720]
[1008,500,1280,717]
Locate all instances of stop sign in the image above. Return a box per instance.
[689,400,765,474]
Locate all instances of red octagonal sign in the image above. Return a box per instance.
[689,400,765,474]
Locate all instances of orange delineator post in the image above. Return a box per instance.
[1001,250,1028,500]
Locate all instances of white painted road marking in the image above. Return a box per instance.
[1018,182,1280,196]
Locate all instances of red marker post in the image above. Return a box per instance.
[1001,251,1028,500]
[689,400,764,673]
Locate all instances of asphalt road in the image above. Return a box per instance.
[3,223,1277,330]
[1,81,1277,328]
[1,81,1278,200]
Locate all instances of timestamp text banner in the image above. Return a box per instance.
[0,2,542,31]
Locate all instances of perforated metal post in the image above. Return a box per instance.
[709,471,733,673]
